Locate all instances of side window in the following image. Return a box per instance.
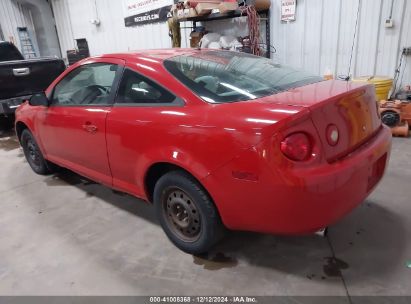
[52,63,118,106]
[116,69,175,104]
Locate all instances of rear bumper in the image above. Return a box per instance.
[204,125,392,234]
[0,96,30,115]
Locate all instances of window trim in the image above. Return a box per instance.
[113,67,185,107]
[49,62,124,107]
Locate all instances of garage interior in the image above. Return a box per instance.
[1,0,411,301]
[0,134,410,298]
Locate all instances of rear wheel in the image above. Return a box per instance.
[21,129,57,175]
[154,171,224,254]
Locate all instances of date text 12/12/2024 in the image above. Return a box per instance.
[149,297,258,303]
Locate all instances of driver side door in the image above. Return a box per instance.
[37,58,124,185]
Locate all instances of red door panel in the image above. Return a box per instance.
[37,106,112,185]
[33,58,125,186]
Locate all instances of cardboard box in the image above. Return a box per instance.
[177,8,197,19]
[189,31,204,48]
[188,8,198,17]
[176,9,184,18]
[245,0,271,11]
[187,0,222,8]
[195,3,220,15]
[218,2,238,14]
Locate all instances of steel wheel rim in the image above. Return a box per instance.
[26,138,41,167]
[162,187,201,242]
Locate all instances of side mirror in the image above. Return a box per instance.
[29,92,49,107]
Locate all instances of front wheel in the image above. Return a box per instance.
[154,171,224,254]
[0,115,14,131]
[21,129,57,175]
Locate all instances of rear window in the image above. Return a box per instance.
[164,51,323,103]
[0,43,24,62]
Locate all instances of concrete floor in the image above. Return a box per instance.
[0,130,410,297]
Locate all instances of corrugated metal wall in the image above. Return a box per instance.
[51,0,172,59]
[50,0,411,88]
[270,0,411,88]
[0,0,38,53]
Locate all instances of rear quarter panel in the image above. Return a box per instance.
[106,58,310,199]
[106,104,262,198]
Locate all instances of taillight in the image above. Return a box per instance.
[280,132,312,161]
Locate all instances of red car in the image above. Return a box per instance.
[15,49,391,254]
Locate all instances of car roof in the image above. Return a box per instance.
[98,48,199,62]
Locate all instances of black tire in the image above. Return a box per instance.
[154,171,224,254]
[20,129,57,175]
[0,115,14,131]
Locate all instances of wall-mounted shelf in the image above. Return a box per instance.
[179,9,267,22]
[177,9,271,58]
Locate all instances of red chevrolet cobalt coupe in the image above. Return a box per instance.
[16,49,391,254]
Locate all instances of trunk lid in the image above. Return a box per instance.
[257,80,381,162]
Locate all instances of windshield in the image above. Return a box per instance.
[164,51,323,103]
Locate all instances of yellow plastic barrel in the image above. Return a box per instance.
[352,76,393,101]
